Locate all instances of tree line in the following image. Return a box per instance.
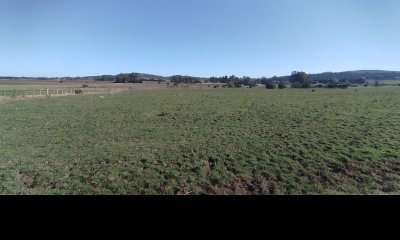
[209,76,258,88]
[91,70,400,89]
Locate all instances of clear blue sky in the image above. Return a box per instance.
[0,0,399,77]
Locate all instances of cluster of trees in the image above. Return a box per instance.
[313,77,367,85]
[265,79,275,89]
[96,75,115,81]
[171,75,201,84]
[331,70,400,81]
[290,71,373,88]
[308,71,400,83]
[209,76,258,88]
[290,72,311,88]
[321,79,386,89]
[208,74,310,89]
[324,80,351,89]
[95,73,167,82]
[115,73,144,83]
[112,73,166,83]
[270,70,400,84]
[278,82,286,89]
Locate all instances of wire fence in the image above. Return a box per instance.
[0,88,120,102]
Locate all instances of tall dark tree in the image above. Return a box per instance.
[278,81,286,89]
[265,79,275,89]
[290,71,310,88]
[115,74,127,83]
[209,76,218,83]
[221,76,229,84]
[128,73,139,83]
[242,76,251,86]
[260,77,268,85]
[227,75,240,88]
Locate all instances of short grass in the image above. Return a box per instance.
[0,88,399,195]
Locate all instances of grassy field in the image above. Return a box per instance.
[0,87,399,195]
[0,80,168,90]
[0,80,94,90]
[368,79,400,85]
[0,80,167,99]
[0,80,207,90]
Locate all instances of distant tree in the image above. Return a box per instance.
[271,76,280,82]
[326,79,338,88]
[127,73,140,83]
[259,77,268,85]
[220,76,229,84]
[115,74,127,83]
[248,79,257,88]
[291,82,302,88]
[209,76,218,83]
[290,71,310,88]
[351,77,367,84]
[227,80,236,88]
[278,81,286,89]
[242,76,251,86]
[228,75,240,88]
[171,75,200,84]
[374,80,381,87]
[325,79,349,89]
[265,79,275,89]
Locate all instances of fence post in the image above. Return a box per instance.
[46,88,49,96]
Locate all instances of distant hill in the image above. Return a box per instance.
[309,70,400,81]
[94,73,170,82]
[272,70,400,82]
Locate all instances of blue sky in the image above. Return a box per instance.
[0,0,399,77]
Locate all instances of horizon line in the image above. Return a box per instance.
[1,69,400,79]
